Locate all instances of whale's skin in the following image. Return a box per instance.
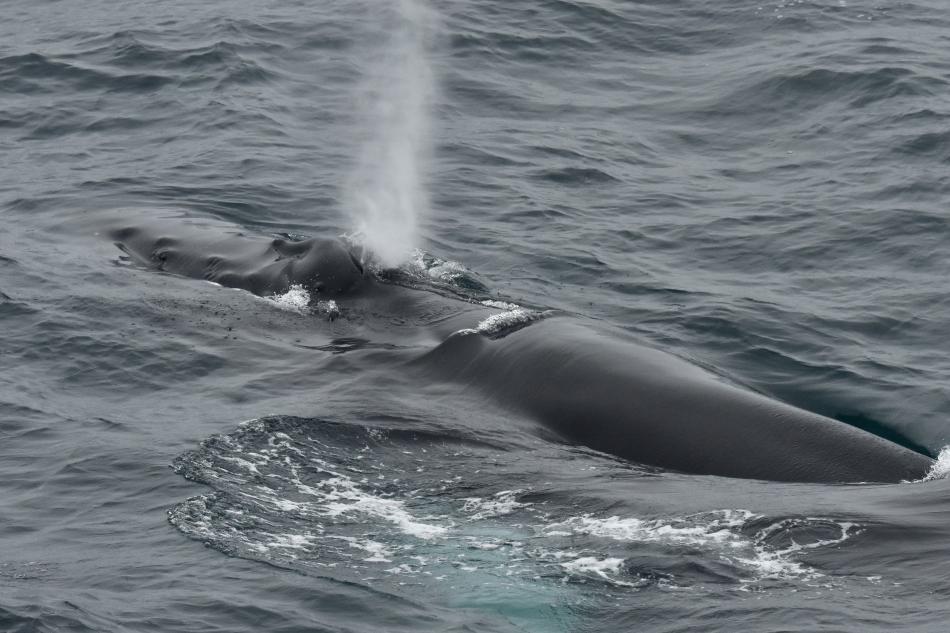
[420,322,933,483]
[105,217,935,484]
[109,220,365,296]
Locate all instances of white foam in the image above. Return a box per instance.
[456,308,542,337]
[478,309,539,334]
[266,284,311,312]
[545,510,857,582]
[258,286,343,318]
[558,556,648,588]
[384,563,416,575]
[329,536,395,562]
[546,511,752,548]
[173,419,871,593]
[465,539,503,550]
[180,421,449,557]
[913,445,950,482]
[296,471,448,540]
[264,533,318,552]
[315,299,341,319]
[560,556,624,576]
[461,490,528,520]
[480,299,521,311]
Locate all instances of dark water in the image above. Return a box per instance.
[3,0,950,631]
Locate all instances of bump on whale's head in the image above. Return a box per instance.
[283,238,366,295]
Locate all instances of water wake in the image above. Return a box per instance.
[169,415,873,599]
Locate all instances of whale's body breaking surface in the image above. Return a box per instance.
[110,221,366,296]
[422,322,933,483]
[106,216,934,484]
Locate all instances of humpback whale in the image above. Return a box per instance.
[105,215,934,484]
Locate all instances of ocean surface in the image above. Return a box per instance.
[3,0,950,631]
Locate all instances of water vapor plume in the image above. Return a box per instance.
[345,0,438,269]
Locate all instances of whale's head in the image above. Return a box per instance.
[280,237,366,296]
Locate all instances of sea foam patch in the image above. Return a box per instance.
[914,445,950,482]
[461,489,528,520]
[545,511,860,583]
[266,284,311,312]
[453,307,543,338]
[261,285,341,319]
[480,299,521,311]
[169,415,873,597]
[462,309,541,337]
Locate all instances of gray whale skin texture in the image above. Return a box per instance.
[108,218,934,484]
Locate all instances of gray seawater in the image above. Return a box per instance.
[3,0,950,631]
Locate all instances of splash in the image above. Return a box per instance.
[914,445,950,482]
[346,0,437,269]
[266,284,311,312]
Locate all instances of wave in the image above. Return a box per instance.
[0,51,173,96]
[700,65,945,123]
